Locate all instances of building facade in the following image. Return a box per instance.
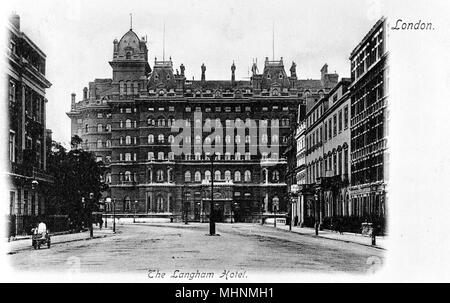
[348,17,388,220]
[302,79,351,227]
[67,26,338,223]
[6,14,53,236]
[285,17,389,232]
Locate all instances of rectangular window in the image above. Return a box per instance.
[333,114,337,137]
[97,113,103,118]
[185,107,191,112]
[324,122,327,142]
[9,131,15,163]
[225,107,231,112]
[344,106,349,129]
[9,81,16,103]
[215,107,221,112]
[245,106,251,112]
[169,106,174,112]
[338,110,343,132]
[23,191,29,215]
[125,108,132,113]
[235,106,241,112]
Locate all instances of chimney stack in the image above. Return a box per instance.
[71,93,76,110]
[9,13,20,30]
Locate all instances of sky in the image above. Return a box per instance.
[3,0,385,145]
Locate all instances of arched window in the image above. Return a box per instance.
[148,152,154,160]
[125,153,131,161]
[261,134,268,144]
[125,135,131,145]
[168,117,175,127]
[235,152,241,161]
[261,152,268,159]
[245,135,251,143]
[195,171,201,182]
[158,152,164,160]
[124,171,132,181]
[224,170,231,181]
[158,134,164,143]
[245,152,251,160]
[156,170,164,181]
[125,119,132,128]
[214,170,221,181]
[215,135,221,144]
[234,171,241,182]
[235,135,241,144]
[195,153,201,160]
[148,134,154,143]
[244,170,251,182]
[168,135,174,144]
[168,152,174,160]
[272,170,280,181]
[97,139,102,148]
[225,152,231,160]
[225,135,231,144]
[106,124,111,132]
[184,171,191,182]
[272,134,279,143]
[195,135,201,145]
[106,140,111,147]
[157,117,165,127]
[105,173,111,184]
[97,124,103,132]
[205,170,211,181]
[205,137,211,145]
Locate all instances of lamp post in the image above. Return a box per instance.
[261,203,265,225]
[208,154,217,236]
[289,184,299,232]
[88,192,94,238]
[112,197,116,233]
[105,197,111,228]
[314,192,319,236]
[133,200,138,223]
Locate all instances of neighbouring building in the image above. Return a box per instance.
[67,24,339,223]
[6,14,53,236]
[302,78,351,228]
[348,17,389,221]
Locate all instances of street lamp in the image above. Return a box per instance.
[133,200,138,223]
[261,203,265,225]
[88,192,94,238]
[289,184,300,232]
[314,192,319,236]
[112,197,116,233]
[208,153,217,236]
[105,197,111,228]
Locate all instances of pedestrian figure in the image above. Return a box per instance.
[99,218,103,230]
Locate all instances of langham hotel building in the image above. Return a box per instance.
[67,25,338,222]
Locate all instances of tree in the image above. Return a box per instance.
[42,136,106,229]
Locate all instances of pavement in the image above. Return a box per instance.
[6,227,114,254]
[267,223,387,250]
[6,223,385,275]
